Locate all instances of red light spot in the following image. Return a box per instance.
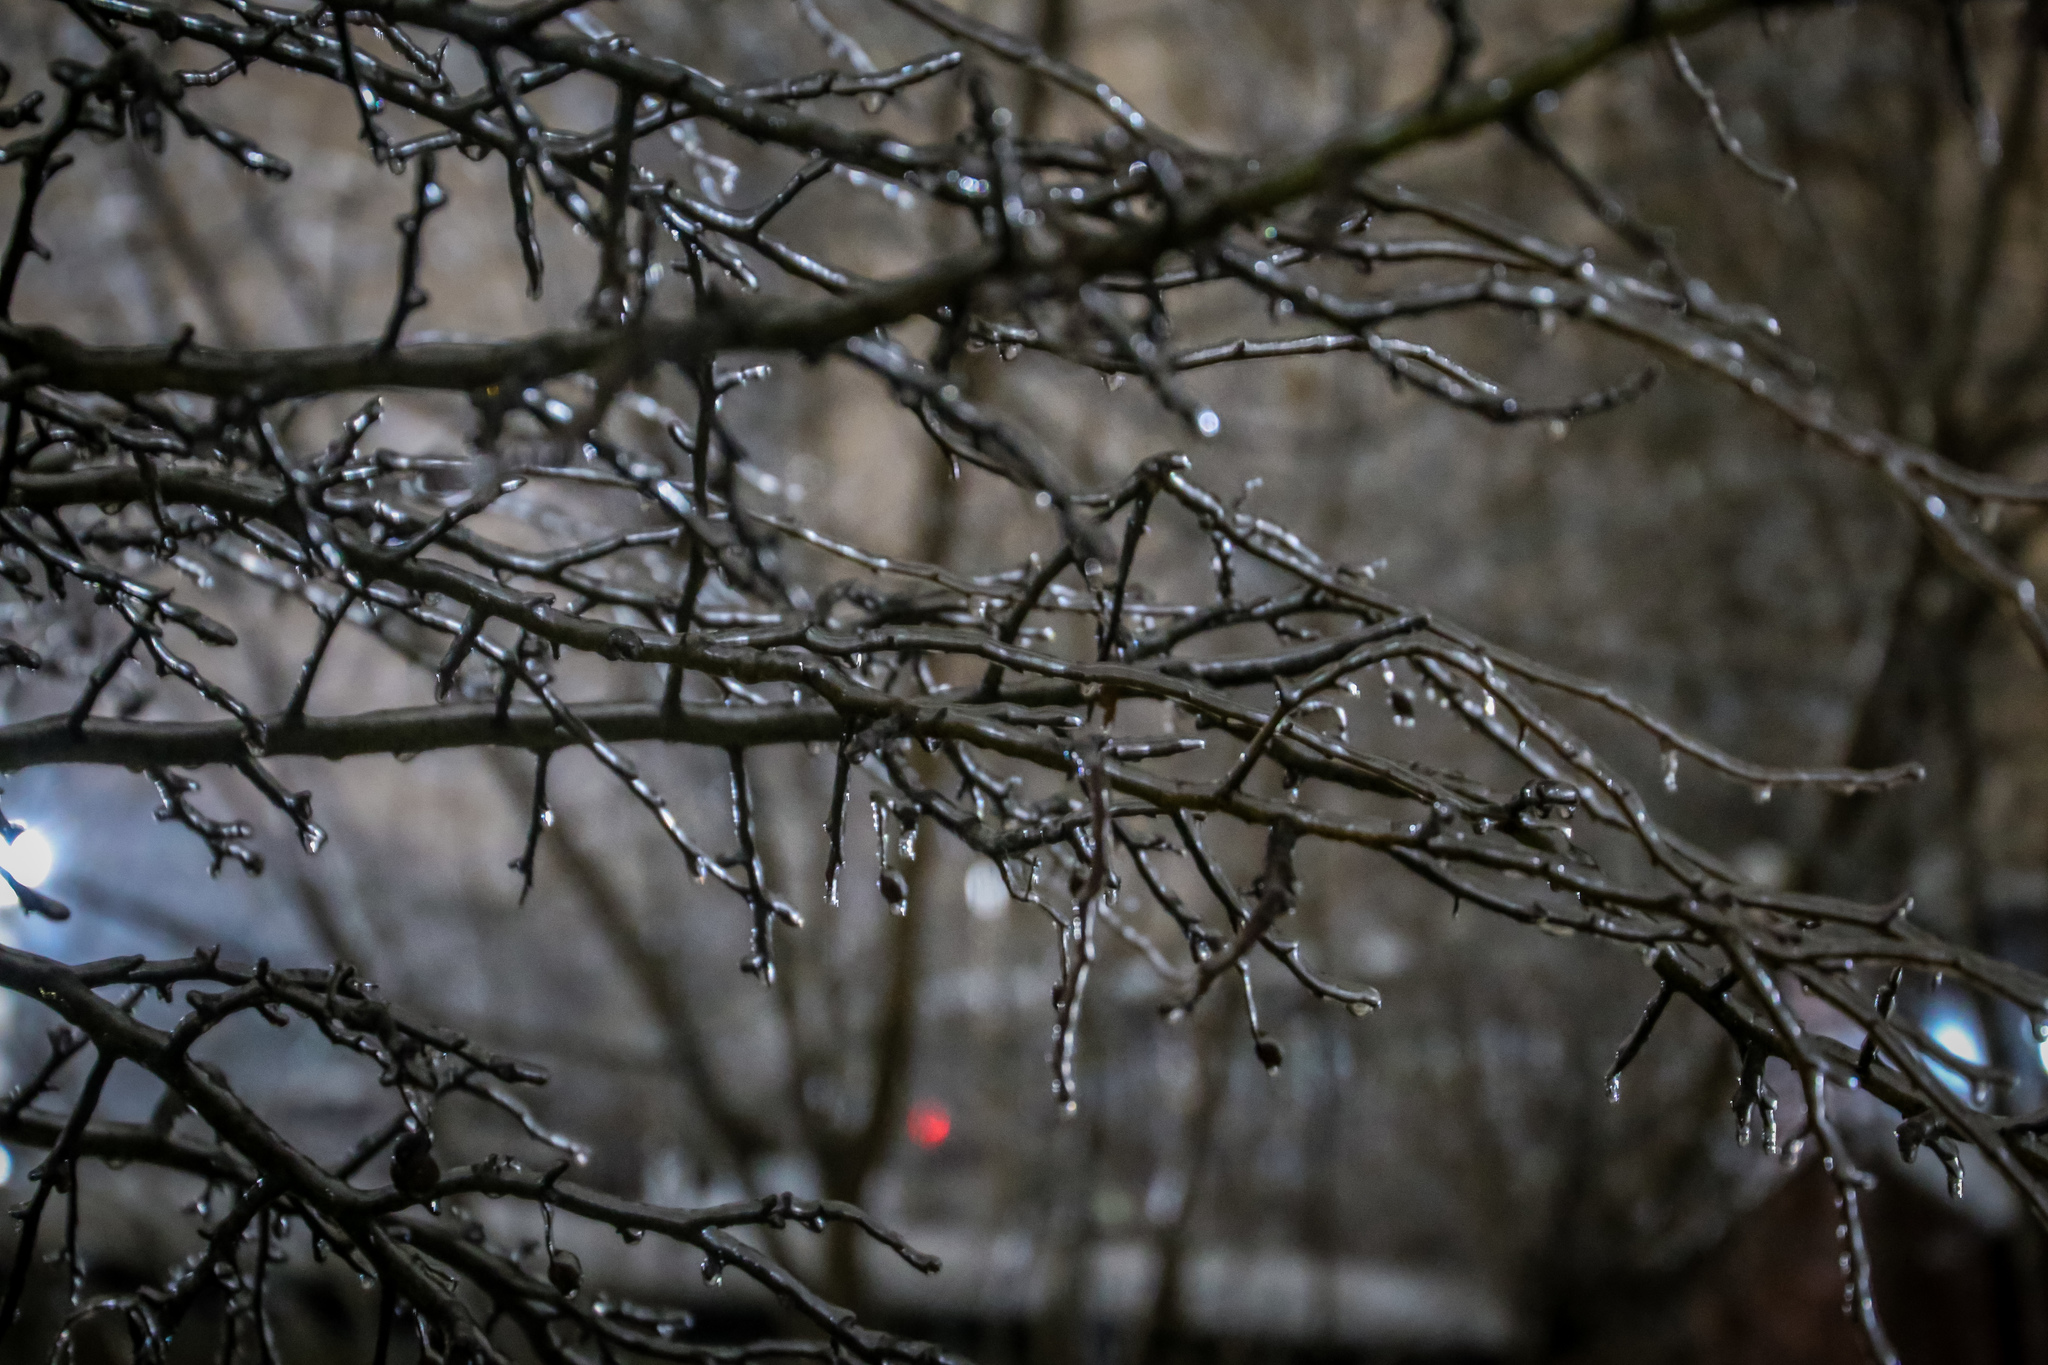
[905,1101,951,1148]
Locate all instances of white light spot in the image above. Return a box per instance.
[1194,409,1221,438]
[964,860,1010,921]
[1732,840,1791,890]
[1928,1010,1985,1097]
[1931,1019,1983,1064]
[0,827,54,908]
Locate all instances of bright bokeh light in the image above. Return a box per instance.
[905,1101,951,1149]
[1927,1012,1986,1098]
[0,826,53,909]
[963,859,1009,921]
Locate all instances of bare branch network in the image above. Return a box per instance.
[0,0,2044,1361]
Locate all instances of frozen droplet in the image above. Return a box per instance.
[1605,1076,1621,1103]
[1661,747,1680,793]
[1103,372,1126,391]
[300,823,329,854]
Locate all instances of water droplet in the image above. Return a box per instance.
[1660,747,1679,792]
[1752,784,1773,805]
[300,823,329,854]
[1605,1076,1621,1103]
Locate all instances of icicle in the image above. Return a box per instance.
[823,739,852,908]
